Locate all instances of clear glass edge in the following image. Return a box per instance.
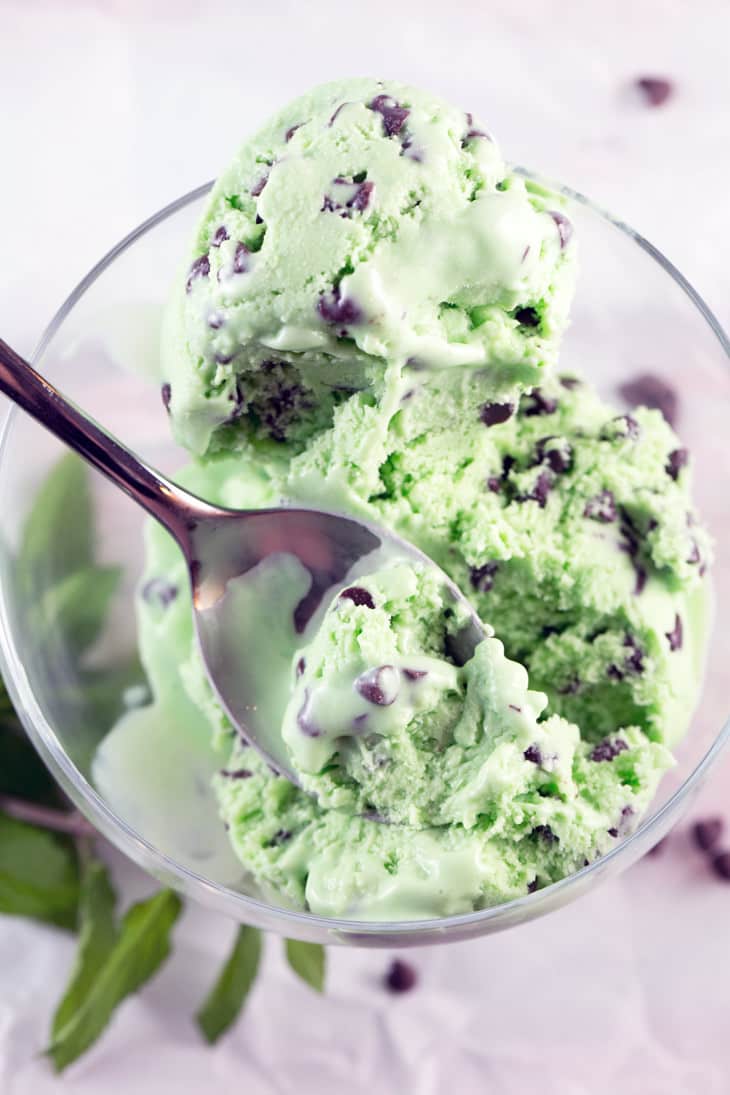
[0,173,727,943]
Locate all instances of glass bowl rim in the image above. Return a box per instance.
[0,173,728,940]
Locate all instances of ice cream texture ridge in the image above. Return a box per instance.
[96,78,712,920]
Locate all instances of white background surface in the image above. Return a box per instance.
[1,1,729,1092]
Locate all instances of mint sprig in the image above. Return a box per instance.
[196,925,263,1043]
[0,453,329,1068]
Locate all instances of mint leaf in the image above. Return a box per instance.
[196,925,262,1043]
[284,939,326,993]
[17,454,93,597]
[47,888,182,1072]
[0,813,79,929]
[35,565,121,655]
[52,862,118,1039]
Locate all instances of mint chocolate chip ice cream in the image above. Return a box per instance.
[96,79,712,921]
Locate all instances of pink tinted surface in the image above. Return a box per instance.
[0,0,729,1091]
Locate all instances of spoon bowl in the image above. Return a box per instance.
[0,337,485,786]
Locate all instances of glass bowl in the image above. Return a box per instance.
[0,177,728,948]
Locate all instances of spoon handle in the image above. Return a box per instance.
[0,337,215,551]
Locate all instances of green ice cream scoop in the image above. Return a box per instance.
[162,78,576,455]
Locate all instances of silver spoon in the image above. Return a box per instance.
[0,338,485,785]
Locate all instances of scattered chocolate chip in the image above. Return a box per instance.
[605,414,641,442]
[666,447,689,481]
[403,668,428,681]
[509,704,522,713]
[608,805,635,839]
[141,577,178,608]
[687,538,702,565]
[635,77,673,107]
[521,389,558,417]
[633,565,647,595]
[328,102,351,126]
[618,373,678,427]
[285,122,303,142]
[607,663,624,681]
[666,614,683,651]
[590,737,629,763]
[208,311,225,330]
[356,665,400,706]
[461,111,491,146]
[527,878,539,894]
[479,401,514,427]
[317,285,362,328]
[533,824,559,845]
[535,436,573,474]
[384,959,418,993]
[469,561,499,592]
[161,383,172,411]
[623,634,645,675]
[486,476,502,493]
[219,768,253,779]
[185,253,210,292]
[369,94,409,137]
[549,211,573,249]
[711,851,730,881]
[692,816,724,852]
[296,656,306,678]
[340,586,375,609]
[514,306,540,328]
[559,375,581,390]
[211,225,229,248]
[524,744,542,765]
[584,490,617,523]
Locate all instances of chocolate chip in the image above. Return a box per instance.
[329,102,351,126]
[384,959,418,993]
[711,851,730,881]
[527,878,539,893]
[603,414,640,441]
[355,665,400,706]
[251,172,270,197]
[609,805,635,839]
[607,664,624,681]
[141,577,178,608]
[161,383,172,411]
[584,490,617,523]
[590,737,629,763]
[559,375,581,390]
[524,470,553,508]
[479,401,514,427]
[219,768,253,779]
[533,824,559,845]
[509,704,522,713]
[317,286,362,327]
[296,656,306,678]
[549,211,573,249]
[666,614,683,651]
[487,476,502,493]
[211,225,229,248]
[267,828,292,847]
[692,816,724,852]
[403,668,428,681]
[623,634,645,675]
[687,538,701,565]
[369,94,409,137]
[557,677,580,695]
[232,241,250,274]
[514,306,540,328]
[208,311,225,330]
[285,122,303,142]
[635,77,673,107]
[524,744,543,765]
[666,447,689,481]
[185,253,210,292]
[618,373,678,427]
[339,586,375,609]
[469,561,499,592]
[296,690,321,737]
[461,112,491,146]
[535,436,572,474]
[521,389,558,417]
